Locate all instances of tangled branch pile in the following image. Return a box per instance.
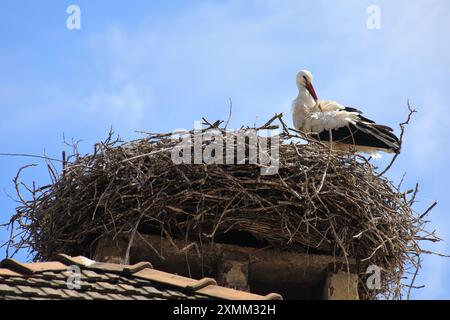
[3,115,439,299]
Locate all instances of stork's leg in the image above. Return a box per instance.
[347,124,357,154]
[328,129,333,151]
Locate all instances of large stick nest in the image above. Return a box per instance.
[3,115,440,299]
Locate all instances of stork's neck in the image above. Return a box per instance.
[296,86,316,109]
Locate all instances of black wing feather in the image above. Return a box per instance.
[344,107,375,124]
[311,109,400,153]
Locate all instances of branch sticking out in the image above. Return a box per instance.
[378,101,417,177]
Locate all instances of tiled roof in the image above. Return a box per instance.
[0,254,282,300]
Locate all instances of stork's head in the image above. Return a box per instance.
[296,70,318,101]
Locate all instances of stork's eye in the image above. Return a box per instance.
[303,75,307,81]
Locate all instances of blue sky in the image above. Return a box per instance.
[0,0,449,299]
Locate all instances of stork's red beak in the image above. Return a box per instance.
[306,82,318,101]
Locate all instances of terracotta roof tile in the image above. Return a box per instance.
[54,254,96,267]
[0,268,22,277]
[49,279,68,287]
[4,295,29,300]
[133,268,198,287]
[78,293,94,300]
[41,287,64,298]
[196,285,269,300]
[102,272,121,280]
[0,283,21,295]
[0,259,34,275]
[62,289,82,299]
[85,291,108,300]
[0,254,282,300]
[141,285,164,296]
[41,271,60,279]
[81,269,108,281]
[107,293,125,300]
[95,281,117,292]
[165,289,189,299]
[16,285,45,296]
[23,262,68,273]
[2,276,31,286]
[123,261,153,273]
[117,283,140,294]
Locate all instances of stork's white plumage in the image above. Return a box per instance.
[292,70,400,154]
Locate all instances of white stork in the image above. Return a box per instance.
[292,70,400,154]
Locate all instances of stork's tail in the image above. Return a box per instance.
[354,121,401,154]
